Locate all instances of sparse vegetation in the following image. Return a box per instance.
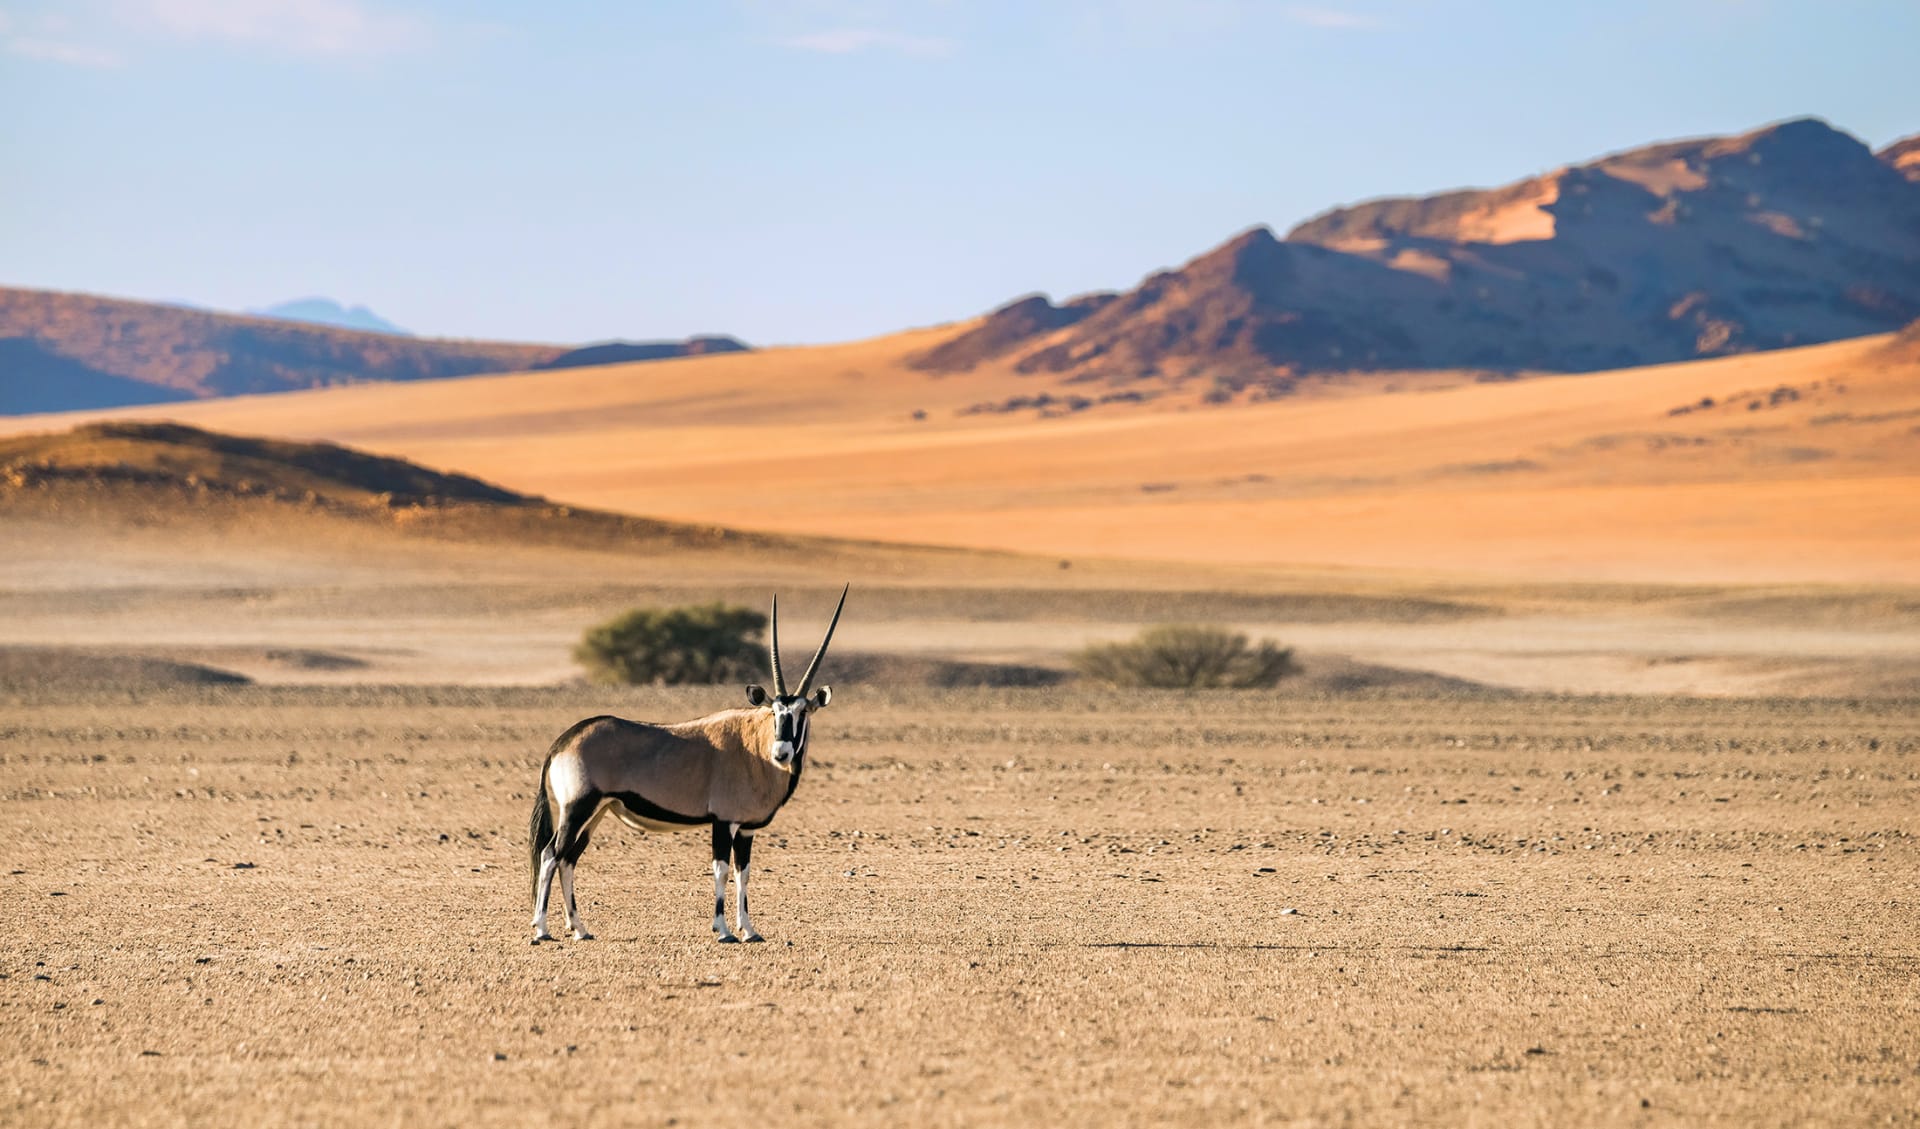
[1072,623,1297,689]
[574,602,769,685]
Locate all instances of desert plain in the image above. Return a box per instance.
[4,678,1917,1127]
[3,322,1920,1126]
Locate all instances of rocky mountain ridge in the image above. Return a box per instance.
[914,118,1920,395]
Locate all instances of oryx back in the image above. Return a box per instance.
[544,710,790,829]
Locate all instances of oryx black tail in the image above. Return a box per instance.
[528,757,554,907]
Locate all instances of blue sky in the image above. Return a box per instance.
[4,1,1917,346]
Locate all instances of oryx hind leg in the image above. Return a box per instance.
[531,844,559,943]
[555,795,603,941]
[711,821,738,943]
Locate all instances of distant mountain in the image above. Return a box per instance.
[0,287,754,414]
[252,297,413,336]
[914,118,1920,392]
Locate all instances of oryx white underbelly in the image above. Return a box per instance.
[606,799,705,833]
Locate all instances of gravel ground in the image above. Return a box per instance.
[3,686,1916,1126]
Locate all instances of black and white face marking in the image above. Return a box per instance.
[769,697,810,767]
[747,684,830,768]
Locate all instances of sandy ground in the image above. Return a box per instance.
[5,506,1920,696]
[7,329,1916,584]
[2,685,1915,1127]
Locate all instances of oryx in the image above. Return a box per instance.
[528,586,846,944]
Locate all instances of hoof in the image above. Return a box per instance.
[716,933,740,944]
[572,930,594,942]
[742,933,765,944]
[531,934,553,945]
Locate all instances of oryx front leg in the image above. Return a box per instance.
[712,821,738,943]
[732,827,762,942]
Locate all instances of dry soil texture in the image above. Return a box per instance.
[3,685,1915,1126]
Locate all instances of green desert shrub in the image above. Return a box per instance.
[1072,623,1297,690]
[575,602,768,686]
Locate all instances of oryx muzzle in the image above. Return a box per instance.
[528,586,849,944]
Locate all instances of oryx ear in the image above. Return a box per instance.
[746,685,769,707]
[809,686,831,709]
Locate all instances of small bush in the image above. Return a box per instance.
[575,602,768,686]
[1073,624,1297,689]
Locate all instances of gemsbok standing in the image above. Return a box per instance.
[528,587,847,944]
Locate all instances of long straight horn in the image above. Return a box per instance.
[768,594,788,696]
[796,584,849,697]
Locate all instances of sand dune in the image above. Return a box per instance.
[6,321,1914,584]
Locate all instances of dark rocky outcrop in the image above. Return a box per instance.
[537,336,750,370]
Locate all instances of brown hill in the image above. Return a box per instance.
[0,288,753,413]
[0,419,807,556]
[0,288,560,402]
[0,419,532,506]
[913,118,1920,393]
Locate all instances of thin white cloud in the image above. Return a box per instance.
[130,0,429,55]
[783,27,954,56]
[1282,5,1388,30]
[6,34,123,66]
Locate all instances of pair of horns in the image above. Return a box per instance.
[768,584,847,698]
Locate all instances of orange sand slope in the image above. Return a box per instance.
[6,326,1917,582]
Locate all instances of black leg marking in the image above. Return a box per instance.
[711,821,731,871]
[550,795,601,941]
[712,821,737,942]
[557,796,600,864]
[732,829,763,942]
